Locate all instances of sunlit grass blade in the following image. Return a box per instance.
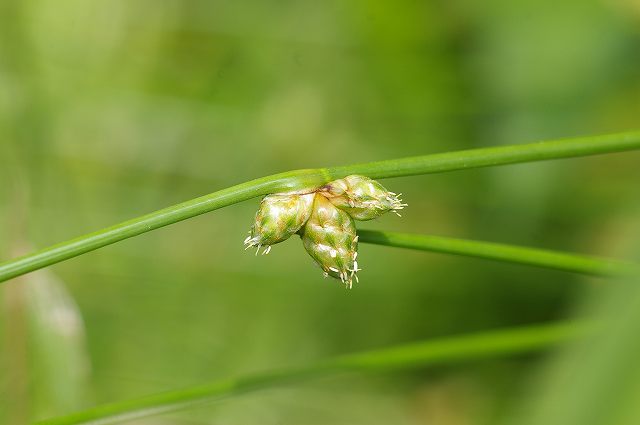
[358,230,640,277]
[1,130,639,284]
[37,321,588,425]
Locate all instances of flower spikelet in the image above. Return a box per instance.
[244,193,314,254]
[320,175,406,220]
[301,194,359,288]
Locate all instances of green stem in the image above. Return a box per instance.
[357,230,640,277]
[37,321,585,425]
[1,131,639,283]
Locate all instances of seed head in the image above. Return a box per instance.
[301,194,360,288]
[244,193,315,254]
[320,175,407,220]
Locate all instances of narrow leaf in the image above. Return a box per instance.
[358,230,640,277]
[38,321,587,425]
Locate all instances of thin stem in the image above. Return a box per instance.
[36,321,586,425]
[1,131,639,283]
[358,230,640,277]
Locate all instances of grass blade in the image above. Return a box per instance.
[358,230,640,277]
[1,130,639,283]
[36,321,586,425]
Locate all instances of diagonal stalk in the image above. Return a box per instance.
[36,321,587,425]
[1,130,639,283]
[357,230,640,277]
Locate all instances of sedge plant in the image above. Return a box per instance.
[0,131,639,425]
[0,130,639,284]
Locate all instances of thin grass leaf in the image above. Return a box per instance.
[1,130,639,284]
[36,321,588,425]
[358,230,640,277]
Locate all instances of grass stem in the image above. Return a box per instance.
[1,131,639,283]
[358,230,640,277]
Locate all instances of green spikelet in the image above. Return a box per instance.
[244,193,314,254]
[320,175,406,221]
[301,194,359,287]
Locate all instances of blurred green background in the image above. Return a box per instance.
[1,0,640,424]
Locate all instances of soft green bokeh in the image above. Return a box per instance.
[1,0,639,423]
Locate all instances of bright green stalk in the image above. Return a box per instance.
[1,131,639,283]
[358,230,640,277]
[36,321,586,425]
